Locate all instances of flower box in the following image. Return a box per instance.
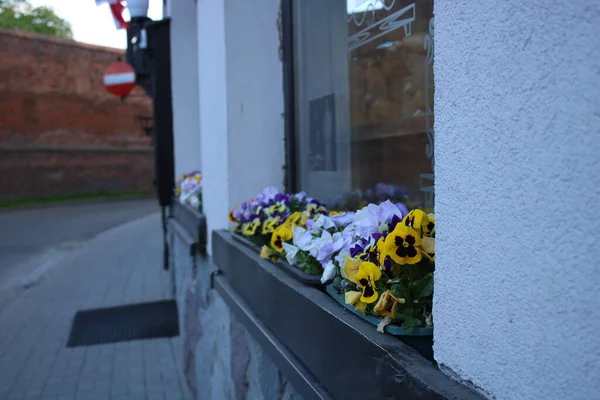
[229,187,436,340]
[232,233,322,286]
[325,285,433,336]
[171,199,207,254]
[325,284,433,361]
[212,230,483,400]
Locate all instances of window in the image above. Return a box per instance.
[292,0,434,210]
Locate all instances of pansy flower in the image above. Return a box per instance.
[373,290,405,318]
[354,262,382,303]
[344,291,367,314]
[242,218,261,236]
[375,236,393,270]
[306,201,327,215]
[262,215,282,234]
[269,200,287,214]
[424,215,435,237]
[257,186,281,204]
[271,224,293,252]
[421,237,435,261]
[402,209,429,233]
[382,224,422,265]
[284,211,305,228]
[344,260,381,304]
[342,257,360,281]
[228,209,237,222]
[260,245,277,261]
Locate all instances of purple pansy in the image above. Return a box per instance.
[257,187,281,205]
[274,193,291,204]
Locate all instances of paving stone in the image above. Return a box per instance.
[0,215,191,400]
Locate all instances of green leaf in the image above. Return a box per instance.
[400,316,423,332]
[295,251,322,275]
[332,276,342,290]
[418,279,434,299]
[401,317,415,332]
[390,283,406,299]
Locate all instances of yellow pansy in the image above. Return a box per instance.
[228,209,236,222]
[242,218,261,236]
[259,245,279,263]
[271,224,293,252]
[382,224,422,265]
[374,290,405,318]
[344,291,367,314]
[376,236,389,268]
[354,262,382,304]
[260,245,275,259]
[269,201,286,214]
[284,212,304,227]
[402,209,429,232]
[262,216,282,234]
[423,215,435,237]
[421,236,435,261]
[306,203,327,214]
[342,257,360,282]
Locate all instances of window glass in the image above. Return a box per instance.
[293,0,434,210]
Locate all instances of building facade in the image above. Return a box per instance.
[165,1,600,399]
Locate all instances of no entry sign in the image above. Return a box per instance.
[103,62,136,97]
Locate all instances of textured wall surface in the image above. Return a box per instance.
[170,0,201,178]
[197,0,285,254]
[0,150,153,198]
[0,29,153,198]
[170,233,300,400]
[225,0,285,209]
[197,0,230,252]
[433,1,600,399]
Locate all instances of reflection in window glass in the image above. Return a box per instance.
[293,0,434,210]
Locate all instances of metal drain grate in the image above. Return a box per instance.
[66,299,179,347]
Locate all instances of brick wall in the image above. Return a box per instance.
[0,28,155,199]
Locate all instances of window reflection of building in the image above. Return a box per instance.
[347,0,434,207]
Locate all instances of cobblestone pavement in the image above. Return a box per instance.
[0,213,191,400]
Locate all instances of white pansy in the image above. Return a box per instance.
[282,242,299,265]
[292,226,313,251]
[320,260,337,284]
[307,230,332,258]
[334,249,350,268]
[188,196,200,208]
[313,215,336,231]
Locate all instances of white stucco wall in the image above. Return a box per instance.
[224,0,285,209]
[433,1,600,399]
[197,0,230,252]
[197,0,284,253]
[170,0,201,178]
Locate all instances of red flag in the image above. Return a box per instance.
[96,0,129,30]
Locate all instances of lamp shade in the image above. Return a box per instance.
[127,0,149,18]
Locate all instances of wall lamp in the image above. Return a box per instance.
[125,0,154,97]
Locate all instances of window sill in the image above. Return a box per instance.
[212,230,483,400]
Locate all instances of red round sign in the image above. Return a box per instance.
[103,62,136,97]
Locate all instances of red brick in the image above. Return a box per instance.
[0,28,155,198]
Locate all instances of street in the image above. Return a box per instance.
[0,199,158,285]
[0,199,190,400]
